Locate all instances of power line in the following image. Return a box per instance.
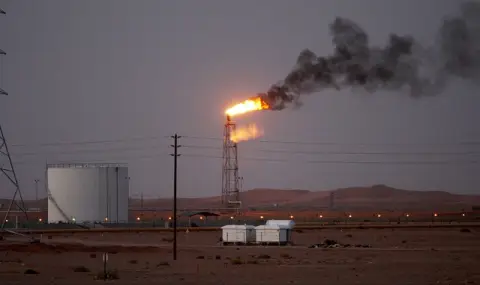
[11,144,164,158]
[8,133,480,149]
[7,140,480,165]
[182,135,480,147]
[8,142,479,161]
[181,153,479,165]
[7,150,478,170]
[12,152,171,166]
[181,145,480,156]
[10,135,169,148]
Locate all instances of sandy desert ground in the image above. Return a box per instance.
[1,227,480,284]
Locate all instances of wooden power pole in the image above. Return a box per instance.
[170,134,181,260]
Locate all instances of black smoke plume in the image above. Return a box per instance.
[258,1,480,110]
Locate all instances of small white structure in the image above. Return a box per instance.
[221,224,256,244]
[255,219,295,245]
[266,220,296,228]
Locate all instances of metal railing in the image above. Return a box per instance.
[46,189,70,222]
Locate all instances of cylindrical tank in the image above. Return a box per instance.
[47,163,129,224]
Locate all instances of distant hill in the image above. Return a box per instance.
[2,185,479,212]
[128,185,480,211]
[323,185,480,211]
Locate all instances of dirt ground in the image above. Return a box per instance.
[1,227,480,284]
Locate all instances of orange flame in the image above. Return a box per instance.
[231,123,264,143]
[225,97,269,117]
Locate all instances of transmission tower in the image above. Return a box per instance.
[0,8,28,231]
[221,115,242,211]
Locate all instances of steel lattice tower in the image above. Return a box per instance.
[221,115,241,210]
[0,8,28,231]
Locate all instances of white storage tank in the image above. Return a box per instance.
[255,224,292,245]
[47,163,129,224]
[221,224,256,244]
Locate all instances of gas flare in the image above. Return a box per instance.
[230,123,264,143]
[225,97,269,117]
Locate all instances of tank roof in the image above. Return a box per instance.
[255,224,291,229]
[266,219,295,228]
[221,224,255,229]
[47,163,128,169]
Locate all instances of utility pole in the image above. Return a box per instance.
[170,134,181,260]
[115,167,119,223]
[34,179,40,201]
[126,177,131,209]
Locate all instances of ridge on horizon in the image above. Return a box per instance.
[139,184,475,199]
[6,185,479,212]
[130,184,480,211]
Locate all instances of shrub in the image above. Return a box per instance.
[24,269,39,274]
[95,269,119,280]
[72,266,90,273]
[230,258,243,265]
[157,261,169,267]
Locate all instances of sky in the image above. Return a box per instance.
[0,0,478,200]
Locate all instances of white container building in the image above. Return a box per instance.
[47,163,129,224]
[221,224,256,244]
[255,219,295,245]
[266,220,296,228]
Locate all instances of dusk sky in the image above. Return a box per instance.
[0,0,478,200]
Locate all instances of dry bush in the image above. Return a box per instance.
[230,257,243,265]
[156,261,170,267]
[94,269,119,280]
[24,269,39,275]
[324,239,338,246]
[72,266,90,273]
